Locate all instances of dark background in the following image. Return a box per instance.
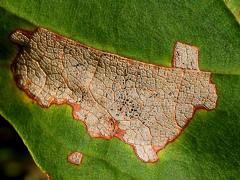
[0,115,46,180]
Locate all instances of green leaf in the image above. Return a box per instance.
[0,0,240,179]
[224,0,240,23]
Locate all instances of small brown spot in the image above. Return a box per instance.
[67,151,83,165]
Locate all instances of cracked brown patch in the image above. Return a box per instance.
[10,27,218,163]
[68,151,83,165]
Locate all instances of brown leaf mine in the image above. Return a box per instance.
[10,28,217,163]
[68,152,83,165]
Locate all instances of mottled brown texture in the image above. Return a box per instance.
[10,28,217,162]
[68,152,83,165]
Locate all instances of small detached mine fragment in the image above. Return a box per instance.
[10,27,218,163]
[68,152,83,165]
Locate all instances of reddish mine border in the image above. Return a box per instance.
[10,27,218,164]
[45,173,51,180]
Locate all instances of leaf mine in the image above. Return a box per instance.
[68,151,83,165]
[10,28,218,163]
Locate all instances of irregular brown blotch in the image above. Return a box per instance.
[10,28,217,163]
[68,151,83,165]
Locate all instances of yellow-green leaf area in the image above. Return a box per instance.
[224,0,240,23]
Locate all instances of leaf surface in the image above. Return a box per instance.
[224,0,240,23]
[0,0,240,179]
